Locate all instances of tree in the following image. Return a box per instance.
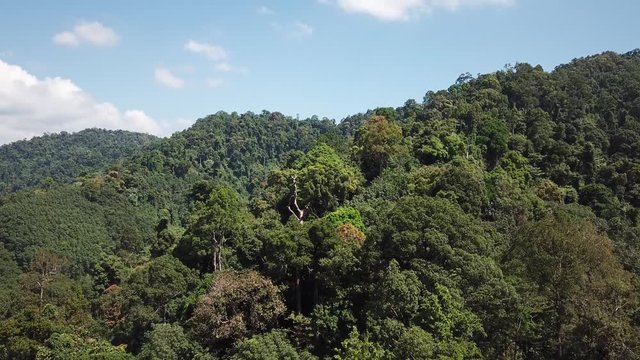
[98,256,199,351]
[36,332,133,360]
[477,117,509,168]
[333,327,392,360]
[184,184,247,271]
[28,249,68,305]
[191,271,285,346]
[269,144,362,223]
[504,211,639,358]
[354,115,405,180]
[138,324,211,360]
[228,330,316,360]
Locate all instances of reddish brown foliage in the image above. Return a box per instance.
[191,271,285,344]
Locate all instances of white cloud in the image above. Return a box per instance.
[0,59,162,144]
[207,78,224,89]
[333,0,512,21]
[257,5,274,15]
[53,21,119,47]
[214,62,233,72]
[184,40,228,61]
[213,62,248,74]
[272,21,315,39]
[291,21,314,38]
[154,67,185,89]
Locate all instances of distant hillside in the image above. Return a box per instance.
[0,128,158,193]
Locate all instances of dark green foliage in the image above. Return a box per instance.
[0,129,156,193]
[99,255,200,352]
[504,211,639,359]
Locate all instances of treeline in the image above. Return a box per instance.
[0,49,640,359]
[0,129,157,193]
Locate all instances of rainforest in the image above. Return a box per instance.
[1,50,640,359]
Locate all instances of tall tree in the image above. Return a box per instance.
[354,115,405,180]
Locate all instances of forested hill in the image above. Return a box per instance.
[0,128,157,193]
[1,49,640,359]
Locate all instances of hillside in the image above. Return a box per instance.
[0,128,158,193]
[1,50,640,359]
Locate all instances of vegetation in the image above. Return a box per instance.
[1,49,640,359]
[0,128,157,193]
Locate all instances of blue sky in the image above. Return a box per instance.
[0,0,638,144]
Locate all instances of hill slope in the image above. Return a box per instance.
[0,128,157,193]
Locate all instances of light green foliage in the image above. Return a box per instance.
[324,207,365,232]
[414,119,466,165]
[178,183,250,272]
[333,327,392,360]
[36,332,133,360]
[270,144,362,219]
[498,150,532,186]
[409,159,488,215]
[393,326,436,360]
[138,324,211,360]
[229,330,316,360]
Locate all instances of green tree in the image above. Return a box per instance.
[183,184,247,272]
[229,330,316,360]
[138,324,211,360]
[36,333,133,360]
[505,211,639,359]
[354,115,405,180]
[269,144,362,223]
[333,327,392,360]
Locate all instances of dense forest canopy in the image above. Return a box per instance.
[1,49,640,359]
[0,128,157,193]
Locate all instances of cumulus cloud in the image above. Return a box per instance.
[53,21,119,47]
[184,40,228,61]
[154,67,185,88]
[0,59,161,144]
[333,0,512,21]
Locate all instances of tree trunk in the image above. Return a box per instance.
[296,269,302,314]
[313,279,319,309]
[287,175,308,224]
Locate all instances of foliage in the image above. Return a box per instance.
[138,323,211,360]
[190,271,285,346]
[1,49,640,359]
[354,115,406,180]
[0,128,156,193]
[228,330,316,360]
